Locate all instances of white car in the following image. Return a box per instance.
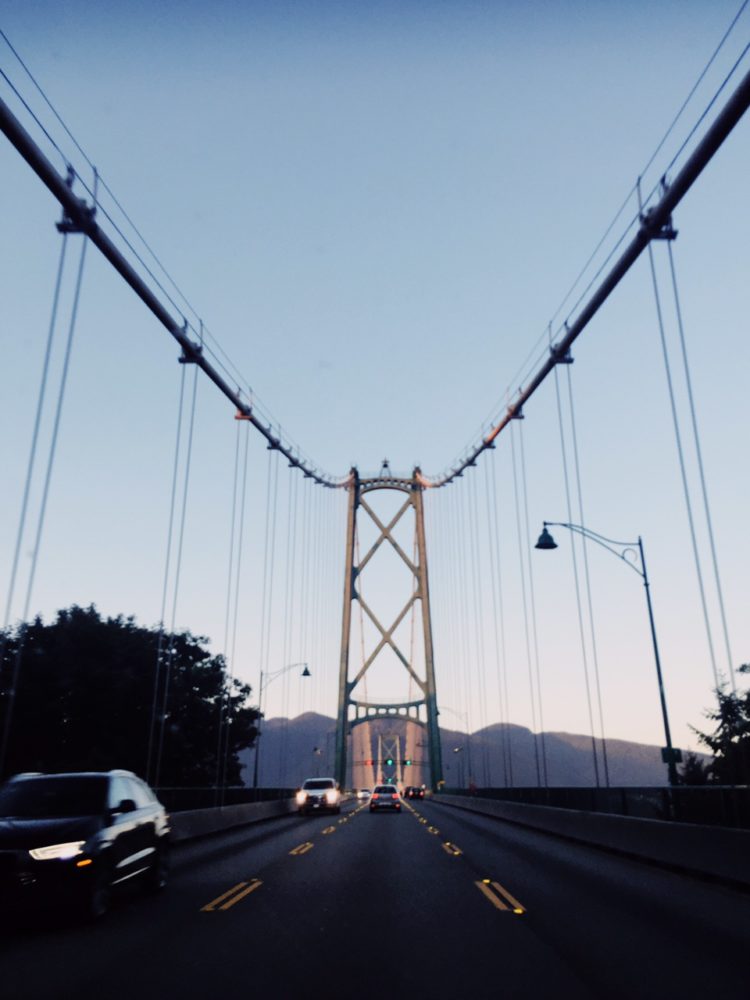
[357,788,372,800]
[296,777,341,815]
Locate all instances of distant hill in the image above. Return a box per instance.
[240,712,674,788]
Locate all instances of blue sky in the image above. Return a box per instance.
[1,1,749,764]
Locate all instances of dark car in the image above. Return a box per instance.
[0,770,170,919]
[369,784,401,812]
[404,786,425,800]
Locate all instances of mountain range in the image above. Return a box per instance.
[240,712,674,788]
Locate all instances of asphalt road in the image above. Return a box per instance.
[2,798,748,999]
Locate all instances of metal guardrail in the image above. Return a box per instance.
[155,787,296,812]
[441,786,750,830]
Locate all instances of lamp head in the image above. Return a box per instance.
[535,526,558,550]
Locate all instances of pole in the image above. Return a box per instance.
[638,538,678,787]
[252,670,264,790]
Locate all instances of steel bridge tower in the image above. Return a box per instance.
[334,468,443,790]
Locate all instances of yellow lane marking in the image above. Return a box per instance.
[218,879,263,910]
[491,881,525,914]
[322,826,336,835]
[418,817,427,824]
[442,841,462,856]
[201,879,262,912]
[475,880,509,911]
[475,879,525,914]
[427,825,440,835]
[289,841,314,856]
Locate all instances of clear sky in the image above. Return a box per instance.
[1,1,749,767]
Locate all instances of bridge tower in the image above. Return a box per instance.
[334,468,443,790]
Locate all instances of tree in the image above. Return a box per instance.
[677,751,712,786]
[691,664,750,785]
[0,605,259,786]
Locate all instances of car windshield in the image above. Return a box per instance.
[0,776,107,818]
[375,786,397,794]
[302,779,335,790]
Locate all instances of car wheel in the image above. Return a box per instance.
[146,843,169,892]
[84,861,112,920]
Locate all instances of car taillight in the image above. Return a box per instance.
[372,794,379,800]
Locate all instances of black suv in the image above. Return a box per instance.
[0,770,170,918]
[404,786,425,800]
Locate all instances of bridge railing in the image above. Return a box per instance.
[155,787,296,812]
[441,785,750,830]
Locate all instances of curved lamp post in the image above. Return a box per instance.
[535,522,680,787]
[252,662,311,789]
[440,705,474,787]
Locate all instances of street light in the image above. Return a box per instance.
[535,521,681,786]
[252,662,311,789]
[440,706,474,784]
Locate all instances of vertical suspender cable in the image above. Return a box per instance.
[277,473,295,788]
[645,238,720,690]
[1,233,68,780]
[148,365,187,784]
[488,453,513,786]
[565,366,610,786]
[469,473,491,785]
[666,241,736,690]
[154,359,199,788]
[214,417,242,800]
[253,447,275,788]
[552,359,602,787]
[456,484,475,783]
[1,230,82,779]
[2,234,68,634]
[262,447,281,781]
[518,423,548,786]
[510,421,542,786]
[221,420,252,797]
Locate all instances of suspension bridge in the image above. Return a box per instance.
[1,8,749,996]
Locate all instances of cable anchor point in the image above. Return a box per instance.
[550,343,574,365]
[639,206,678,243]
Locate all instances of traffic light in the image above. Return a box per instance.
[384,757,394,766]
[404,758,412,766]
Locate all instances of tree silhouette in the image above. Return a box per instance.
[692,664,750,784]
[0,605,258,787]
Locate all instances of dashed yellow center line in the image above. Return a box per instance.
[201,879,262,912]
[289,841,314,856]
[475,879,525,915]
[427,825,440,835]
[322,825,336,835]
[442,841,462,856]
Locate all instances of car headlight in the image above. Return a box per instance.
[29,841,86,861]
[325,789,339,804]
[296,791,307,805]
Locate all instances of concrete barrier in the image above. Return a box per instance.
[435,794,750,889]
[170,798,298,842]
